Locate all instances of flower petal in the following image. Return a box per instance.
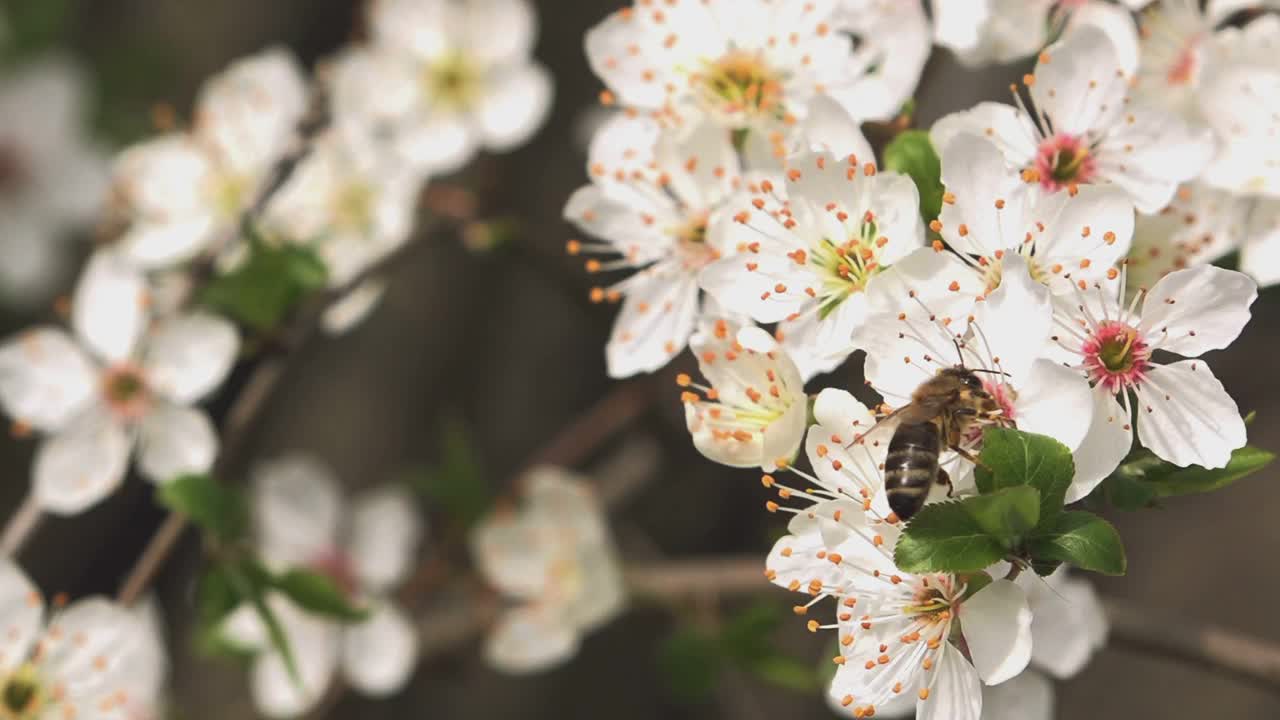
[961,579,1033,685]
[40,597,167,710]
[974,254,1052,382]
[459,0,537,66]
[142,313,240,404]
[476,62,553,152]
[72,250,147,364]
[1012,360,1093,454]
[33,405,129,515]
[938,132,1032,256]
[342,600,419,696]
[1032,26,1127,137]
[1242,198,1280,288]
[484,605,580,674]
[0,327,97,432]
[1066,389,1132,503]
[349,486,424,593]
[248,595,341,719]
[606,273,699,379]
[136,402,217,483]
[0,560,43,668]
[321,278,388,336]
[931,101,1038,167]
[981,670,1054,720]
[1027,570,1107,679]
[1137,265,1257,357]
[917,642,984,720]
[252,455,344,568]
[1136,360,1246,469]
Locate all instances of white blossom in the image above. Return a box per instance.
[930,0,1144,69]
[699,150,926,379]
[111,48,309,268]
[0,55,108,307]
[329,0,551,175]
[223,455,424,717]
[680,318,808,472]
[767,500,1032,720]
[932,25,1213,213]
[853,250,1117,500]
[564,113,755,378]
[1196,13,1280,197]
[1050,264,1255,470]
[470,467,625,673]
[0,250,239,514]
[0,560,167,720]
[585,0,916,134]
[935,131,1135,299]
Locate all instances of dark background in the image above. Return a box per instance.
[1,1,1277,717]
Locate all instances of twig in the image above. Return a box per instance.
[1103,597,1280,695]
[114,235,436,607]
[0,494,43,558]
[625,555,1280,694]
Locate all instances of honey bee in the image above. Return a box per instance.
[883,366,1003,521]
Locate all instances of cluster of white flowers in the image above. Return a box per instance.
[0,0,555,715]
[0,0,551,517]
[568,1,1268,718]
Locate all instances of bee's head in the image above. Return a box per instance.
[937,366,985,392]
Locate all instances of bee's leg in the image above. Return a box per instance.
[935,467,954,497]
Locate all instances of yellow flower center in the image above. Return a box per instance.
[0,664,45,720]
[426,53,481,110]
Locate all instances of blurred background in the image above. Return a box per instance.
[0,0,1277,717]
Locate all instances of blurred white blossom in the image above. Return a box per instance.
[329,0,551,175]
[932,25,1212,213]
[0,250,239,514]
[471,467,625,674]
[111,48,309,268]
[0,560,168,720]
[223,455,424,718]
[0,55,108,307]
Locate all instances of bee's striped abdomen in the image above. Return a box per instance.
[884,420,942,521]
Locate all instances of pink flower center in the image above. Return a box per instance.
[310,549,359,599]
[1082,321,1151,392]
[1166,42,1201,86]
[1033,133,1096,192]
[100,364,151,420]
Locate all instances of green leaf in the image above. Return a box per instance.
[412,419,490,527]
[894,501,1008,573]
[224,558,303,686]
[2,0,75,59]
[1027,511,1126,576]
[200,235,328,332]
[1100,444,1274,507]
[659,628,722,702]
[976,427,1075,521]
[1147,446,1274,498]
[270,569,369,622]
[745,654,820,692]
[961,486,1040,545]
[192,564,257,661]
[1101,472,1159,511]
[157,475,247,543]
[718,603,782,663]
[883,130,943,222]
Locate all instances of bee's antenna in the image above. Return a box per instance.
[969,368,1012,377]
[952,337,966,368]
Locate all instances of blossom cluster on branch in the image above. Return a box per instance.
[563,0,1277,718]
[0,0,1275,719]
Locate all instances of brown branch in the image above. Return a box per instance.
[0,494,43,558]
[115,230,437,607]
[625,556,1280,694]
